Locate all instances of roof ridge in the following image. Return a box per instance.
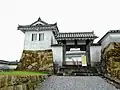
[108,30,120,32]
[30,17,48,26]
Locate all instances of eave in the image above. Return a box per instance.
[97,30,120,44]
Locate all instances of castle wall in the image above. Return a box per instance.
[52,46,63,66]
[90,46,101,66]
[17,50,53,73]
[0,75,48,90]
[24,30,57,50]
[101,33,120,49]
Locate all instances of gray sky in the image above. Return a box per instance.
[0,0,120,61]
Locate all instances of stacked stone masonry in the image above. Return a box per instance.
[101,42,120,80]
[17,49,53,74]
[0,75,48,90]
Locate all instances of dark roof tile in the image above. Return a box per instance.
[56,32,98,40]
[18,17,59,32]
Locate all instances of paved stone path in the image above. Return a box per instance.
[35,76,119,90]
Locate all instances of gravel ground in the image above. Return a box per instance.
[35,76,119,90]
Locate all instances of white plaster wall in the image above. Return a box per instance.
[101,33,120,49]
[90,46,101,66]
[101,34,111,49]
[109,33,120,42]
[0,64,17,69]
[24,30,57,50]
[52,46,63,66]
[52,34,58,44]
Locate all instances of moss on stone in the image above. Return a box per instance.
[101,42,120,80]
[16,49,53,74]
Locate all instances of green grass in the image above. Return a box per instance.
[0,71,48,76]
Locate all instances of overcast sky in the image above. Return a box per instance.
[0,0,120,61]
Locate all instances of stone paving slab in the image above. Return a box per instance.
[35,76,120,90]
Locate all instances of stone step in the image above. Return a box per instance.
[72,73,99,76]
[56,72,99,76]
[60,66,98,73]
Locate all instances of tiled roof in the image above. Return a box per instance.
[18,17,98,40]
[18,17,59,32]
[98,30,120,43]
[108,30,120,33]
[18,24,57,30]
[56,32,98,40]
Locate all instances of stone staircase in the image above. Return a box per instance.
[57,66,99,76]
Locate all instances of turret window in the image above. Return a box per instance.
[32,33,44,41]
[39,33,44,41]
[32,34,37,41]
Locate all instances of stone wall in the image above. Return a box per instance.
[0,75,48,90]
[101,42,120,80]
[16,49,53,74]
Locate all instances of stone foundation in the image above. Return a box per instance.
[0,75,48,90]
[101,42,120,79]
[16,49,53,74]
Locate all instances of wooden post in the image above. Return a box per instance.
[86,40,91,66]
[62,40,66,65]
[75,40,77,48]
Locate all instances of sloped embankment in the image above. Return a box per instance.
[101,42,120,80]
[16,49,53,74]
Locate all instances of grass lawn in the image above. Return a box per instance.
[0,71,48,76]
